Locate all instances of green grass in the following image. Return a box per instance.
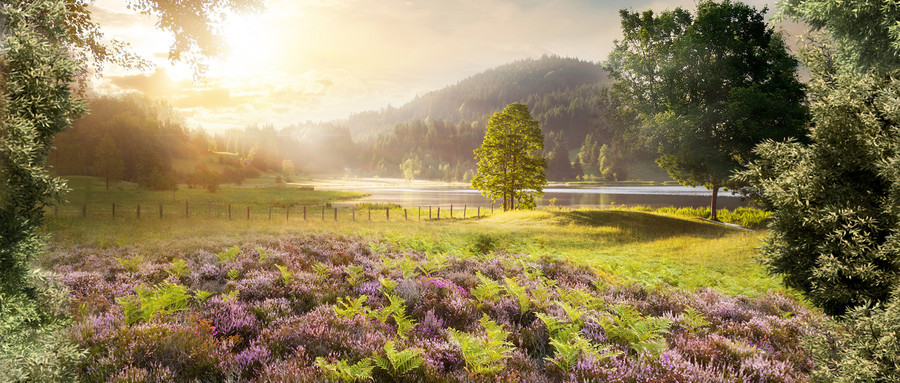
[41,198,786,298]
[53,176,365,218]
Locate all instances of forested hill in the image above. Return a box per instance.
[327,55,621,181]
[344,55,609,140]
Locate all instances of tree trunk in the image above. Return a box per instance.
[710,185,719,221]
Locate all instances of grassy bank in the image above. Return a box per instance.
[43,206,778,297]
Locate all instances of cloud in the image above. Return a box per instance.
[107,68,181,99]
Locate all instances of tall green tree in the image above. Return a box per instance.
[1,1,86,379]
[737,0,900,316]
[1,0,263,378]
[472,103,547,210]
[607,0,808,220]
[93,133,124,190]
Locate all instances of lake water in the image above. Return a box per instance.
[323,184,748,210]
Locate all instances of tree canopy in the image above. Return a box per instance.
[471,103,547,211]
[606,0,808,219]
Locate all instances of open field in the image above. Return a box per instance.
[34,178,825,382]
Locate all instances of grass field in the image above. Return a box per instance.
[43,201,780,298]
[37,178,823,382]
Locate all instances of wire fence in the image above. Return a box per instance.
[45,201,503,223]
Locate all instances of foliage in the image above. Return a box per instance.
[806,287,900,382]
[600,303,672,357]
[736,34,900,315]
[314,357,374,383]
[39,232,824,381]
[373,341,424,380]
[119,282,190,325]
[777,0,900,75]
[0,0,87,379]
[471,103,548,211]
[216,245,241,263]
[471,272,502,305]
[449,315,515,376]
[607,0,808,219]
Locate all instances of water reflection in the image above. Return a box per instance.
[325,185,747,209]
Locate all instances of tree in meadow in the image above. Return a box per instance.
[606,0,808,220]
[472,103,547,210]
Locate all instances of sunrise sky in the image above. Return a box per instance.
[90,0,796,131]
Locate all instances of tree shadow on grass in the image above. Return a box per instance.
[548,209,734,241]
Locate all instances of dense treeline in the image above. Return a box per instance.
[50,95,189,190]
[349,56,638,182]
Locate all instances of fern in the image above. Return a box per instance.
[193,290,214,304]
[222,289,240,302]
[379,277,397,294]
[275,264,294,285]
[529,284,553,310]
[216,245,240,263]
[558,287,604,311]
[681,306,709,334]
[546,331,620,372]
[312,262,331,279]
[393,310,417,340]
[369,241,388,255]
[118,282,190,324]
[255,247,272,264]
[115,255,143,273]
[227,268,240,281]
[418,253,449,277]
[374,341,424,379]
[600,303,671,358]
[345,265,365,287]
[335,295,369,319]
[503,277,531,313]
[315,357,374,382]
[556,301,585,325]
[166,259,189,278]
[449,315,514,376]
[471,272,501,305]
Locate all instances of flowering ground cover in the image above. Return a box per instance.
[44,232,825,382]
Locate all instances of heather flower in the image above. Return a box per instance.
[201,296,259,341]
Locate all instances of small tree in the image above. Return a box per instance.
[94,133,124,190]
[471,103,547,210]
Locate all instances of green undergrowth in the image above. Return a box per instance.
[42,207,785,298]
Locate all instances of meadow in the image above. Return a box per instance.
[38,179,826,382]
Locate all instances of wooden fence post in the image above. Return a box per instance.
[247,206,250,220]
[404,209,408,221]
[368,208,371,220]
[386,207,390,221]
[352,207,356,221]
[321,205,325,221]
[491,204,494,215]
[286,207,290,222]
[208,201,211,219]
[268,207,272,220]
[477,206,480,217]
[112,203,116,218]
[429,206,432,219]
[228,204,232,220]
[334,207,338,221]
[437,207,441,219]
[159,203,163,219]
[137,204,141,219]
[464,205,467,218]
[185,201,189,218]
[418,207,421,221]
[303,206,307,221]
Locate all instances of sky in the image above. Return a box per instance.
[90,0,799,132]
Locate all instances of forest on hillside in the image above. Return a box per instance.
[52,56,647,185]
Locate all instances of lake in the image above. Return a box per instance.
[318,182,748,210]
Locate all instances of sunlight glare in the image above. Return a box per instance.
[218,12,283,75]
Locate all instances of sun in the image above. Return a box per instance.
[216,12,282,75]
